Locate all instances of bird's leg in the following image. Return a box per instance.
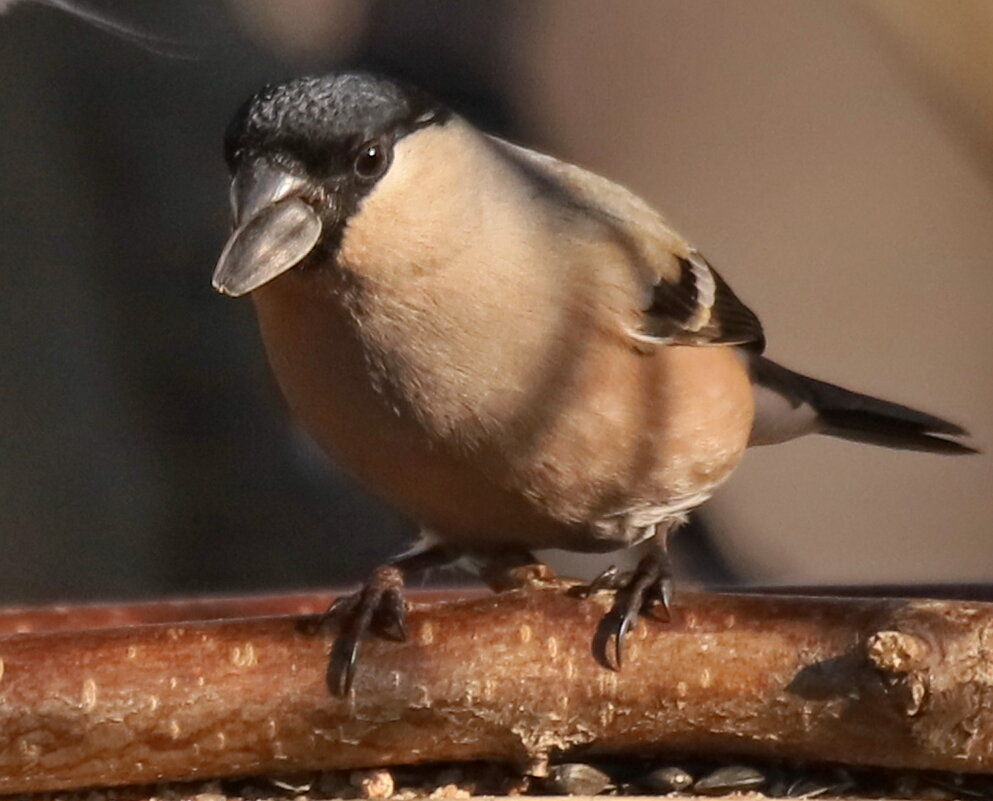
[323,543,455,696]
[595,525,675,669]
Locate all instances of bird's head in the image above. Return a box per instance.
[213,72,448,297]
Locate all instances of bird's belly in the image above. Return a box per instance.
[494,342,756,548]
[251,274,754,552]
[251,276,574,546]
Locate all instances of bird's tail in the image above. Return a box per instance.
[747,355,976,455]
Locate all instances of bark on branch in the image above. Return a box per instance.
[2,588,993,794]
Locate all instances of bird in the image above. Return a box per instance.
[213,71,974,694]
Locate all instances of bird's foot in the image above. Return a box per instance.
[590,551,673,670]
[322,564,408,696]
[317,543,455,696]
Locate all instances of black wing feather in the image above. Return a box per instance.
[641,252,765,352]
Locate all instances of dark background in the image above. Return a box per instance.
[0,0,989,604]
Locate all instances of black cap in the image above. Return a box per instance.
[225,72,447,175]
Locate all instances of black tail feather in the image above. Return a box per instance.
[750,357,976,455]
[819,407,977,455]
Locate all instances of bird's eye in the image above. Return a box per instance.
[353,141,390,180]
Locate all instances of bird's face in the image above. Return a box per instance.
[213,72,447,297]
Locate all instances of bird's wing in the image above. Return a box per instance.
[486,135,765,352]
[636,250,765,351]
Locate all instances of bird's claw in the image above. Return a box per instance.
[582,564,624,595]
[596,554,673,669]
[323,565,407,696]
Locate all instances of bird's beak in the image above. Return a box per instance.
[212,161,323,297]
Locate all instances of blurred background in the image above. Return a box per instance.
[0,0,989,604]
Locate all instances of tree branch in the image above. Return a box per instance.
[2,588,993,794]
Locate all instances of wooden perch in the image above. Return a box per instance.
[2,587,993,794]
